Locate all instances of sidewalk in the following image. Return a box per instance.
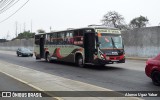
[126,57,149,61]
[0,60,142,100]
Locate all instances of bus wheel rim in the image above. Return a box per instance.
[47,54,50,61]
[78,58,83,66]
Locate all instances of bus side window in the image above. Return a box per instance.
[50,34,52,45]
[73,30,83,47]
[57,32,61,45]
[53,33,57,45]
[65,31,73,45]
[61,32,65,45]
[69,32,74,45]
[35,35,40,45]
[51,33,56,45]
[79,30,83,36]
[65,32,69,45]
[63,32,68,45]
[35,39,39,45]
[46,34,50,45]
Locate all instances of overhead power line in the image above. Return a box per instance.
[0,0,29,23]
[0,0,21,15]
[0,0,13,9]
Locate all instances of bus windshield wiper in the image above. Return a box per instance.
[111,37,121,52]
[111,37,116,49]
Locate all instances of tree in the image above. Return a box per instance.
[13,30,35,40]
[129,16,149,28]
[102,11,126,29]
[37,29,45,33]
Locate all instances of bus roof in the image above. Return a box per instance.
[35,26,120,35]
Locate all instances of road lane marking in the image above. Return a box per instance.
[0,71,63,100]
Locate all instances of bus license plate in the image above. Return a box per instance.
[111,60,119,61]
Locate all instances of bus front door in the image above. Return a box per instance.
[84,33,95,63]
[40,36,45,58]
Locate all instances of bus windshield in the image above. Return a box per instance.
[98,34,123,49]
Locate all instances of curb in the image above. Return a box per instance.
[126,57,149,61]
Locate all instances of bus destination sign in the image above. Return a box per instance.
[95,29,121,34]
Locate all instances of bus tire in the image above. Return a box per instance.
[76,55,84,67]
[118,58,125,63]
[45,53,51,62]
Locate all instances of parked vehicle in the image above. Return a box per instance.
[145,54,160,86]
[17,48,33,57]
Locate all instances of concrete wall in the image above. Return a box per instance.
[0,38,34,51]
[122,26,160,57]
[1,26,160,57]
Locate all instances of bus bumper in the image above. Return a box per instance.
[96,57,125,65]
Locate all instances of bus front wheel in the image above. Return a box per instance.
[76,55,84,67]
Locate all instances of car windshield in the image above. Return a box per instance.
[21,48,31,52]
[98,34,123,49]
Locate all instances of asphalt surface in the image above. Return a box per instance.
[0,51,160,100]
[0,72,54,100]
[0,72,37,91]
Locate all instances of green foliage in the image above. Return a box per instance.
[102,11,126,29]
[37,29,45,33]
[129,16,149,28]
[14,31,35,39]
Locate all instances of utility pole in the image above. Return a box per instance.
[19,24,21,33]
[24,23,26,32]
[15,21,18,37]
[6,31,10,40]
[50,26,52,32]
[31,20,32,33]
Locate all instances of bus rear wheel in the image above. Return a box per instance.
[76,55,84,67]
[46,53,51,62]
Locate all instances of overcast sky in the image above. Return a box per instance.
[0,0,160,39]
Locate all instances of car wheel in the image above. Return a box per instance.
[76,55,84,67]
[151,71,160,86]
[17,54,19,57]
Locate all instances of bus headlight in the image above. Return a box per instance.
[100,54,104,59]
[100,54,109,60]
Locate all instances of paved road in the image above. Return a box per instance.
[0,72,54,100]
[0,50,160,100]
[0,72,37,91]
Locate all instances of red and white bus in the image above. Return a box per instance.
[34,26,125,67]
